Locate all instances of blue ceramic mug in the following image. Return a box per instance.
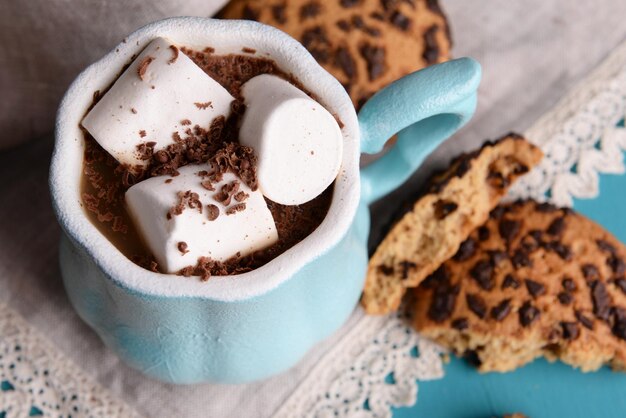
[50,17,480,384]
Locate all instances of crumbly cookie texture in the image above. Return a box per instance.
[219,0,451,109]
[362,134,543,314]
[412,199,626,373]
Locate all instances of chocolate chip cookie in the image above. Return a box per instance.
[362,134,543,314]
[412,200,626,372]
[218,0,452,109]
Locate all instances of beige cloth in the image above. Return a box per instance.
[0,0,228,150]
[1,1,626,417]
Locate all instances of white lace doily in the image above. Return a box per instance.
[274,40,626,418]
[0,304,141,418]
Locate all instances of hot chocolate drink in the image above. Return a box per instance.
[80,39,341,280]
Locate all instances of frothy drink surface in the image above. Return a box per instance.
[81,47,334,278]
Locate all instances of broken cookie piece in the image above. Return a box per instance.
[362,134,543,314]
[413,200,626,373]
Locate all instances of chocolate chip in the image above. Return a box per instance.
[399,260,416,280]
[520,236,540,252]
[607,255,626,275]
[422,25,439,64]
[524,279,546,298]
[454,238,476,261]
[478,226,490,241]
[547,217,566,235]
[562,277,577,292]
[422,265,448,288]
[491,299,512,321]
[529,229,544,242]
[591,280,611,321]
[511,249,532,269]
[434,199,458,219]
[451,318,469,330]
[499,219,521,244]
[363,25,382,37]
[575,310,594,330]
[340,0,360,7]
[359,43,386,80]
[502,274,520,289]
[614,278,626,295]
[466,293,487,319]
[611,307,626,341]
[337,20,351,32]
[489,250,508,266]
[300,2,321,19]
[561,322,580,340]
[513,163,530,175]
[581,264,601,282]
[271,4,287,23]
[380,0,395,11]
[428,283,460,322]
[335,46,356,78]
[487,171,509,189]
[206,204,219,221]
[536,202,558,212]
[490,205,506,220]
[351,15,364,28]
[544,241,573,261]
[302,26,330,49]
[390,11,411,31]
[426,0,443,14]
[557,291,573,305]
[370,11,385,21]
[596,239,617,254]
[378,265,394,276]
[242,5,259,20]
[519,301,540,327]
[470,260,494,290]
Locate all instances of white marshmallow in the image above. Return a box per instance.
[239,74,343,205]
[125,165,278,273]
[82,37,234,168]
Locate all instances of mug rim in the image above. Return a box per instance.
[50,17,361,302]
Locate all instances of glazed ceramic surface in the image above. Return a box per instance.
[50,17,481,384]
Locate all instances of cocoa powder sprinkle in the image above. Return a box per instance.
[226,203,246,215]
[137,56,155,81]
[194,101,213,109]
[177,241,189,254]
[168,45,179,64]
[207,204,220,221]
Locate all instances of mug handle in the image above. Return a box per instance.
[359,58,481,205]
